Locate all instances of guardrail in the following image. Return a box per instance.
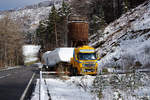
[39,71,52,100]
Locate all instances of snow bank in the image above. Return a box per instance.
[65,75,96,92]
[31,75,98,100]
[42,48,74,66]
[92,72,150,100]
[31,79,49,100]
[23,45,40,63]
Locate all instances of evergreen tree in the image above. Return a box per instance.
[59,0,71,17]
[123,0,130,13]
[36,20,47,51]
[36,2,72,51]
[47,5,60,48]
[58,0,71,46]
[90,4,107,36]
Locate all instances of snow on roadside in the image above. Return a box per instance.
[23,45,40,63]
[92,72,150,100]
[65,75,95,92]
[31,75,98,100]
[31,79,49,100]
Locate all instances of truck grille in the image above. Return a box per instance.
[82,64,95,67]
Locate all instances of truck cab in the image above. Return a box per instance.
[70,45,98,75]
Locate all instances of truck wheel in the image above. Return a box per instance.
[69,67,74,76]
[73,68,78,76]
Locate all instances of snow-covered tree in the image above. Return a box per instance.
[58,0,71,17]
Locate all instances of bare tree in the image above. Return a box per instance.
[0,15,24,68]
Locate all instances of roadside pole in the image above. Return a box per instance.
[39,71,42,100]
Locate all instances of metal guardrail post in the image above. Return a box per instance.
[39,71,42,100]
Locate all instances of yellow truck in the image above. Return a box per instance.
[70,45,99,75]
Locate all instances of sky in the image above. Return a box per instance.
[0,0,46,11]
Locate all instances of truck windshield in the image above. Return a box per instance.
[78,53,97,60]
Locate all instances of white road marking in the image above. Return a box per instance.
[0,74,10,79]
[20,73,35,100]
[0,66,20,72]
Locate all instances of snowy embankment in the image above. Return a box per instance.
[31,75,98,100]
[89,0,150,72]
[92,72,150,100]
[23,45,40,64]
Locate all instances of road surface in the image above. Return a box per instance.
[0,66,38,100]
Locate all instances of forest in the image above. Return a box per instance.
[0,15,23,67]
